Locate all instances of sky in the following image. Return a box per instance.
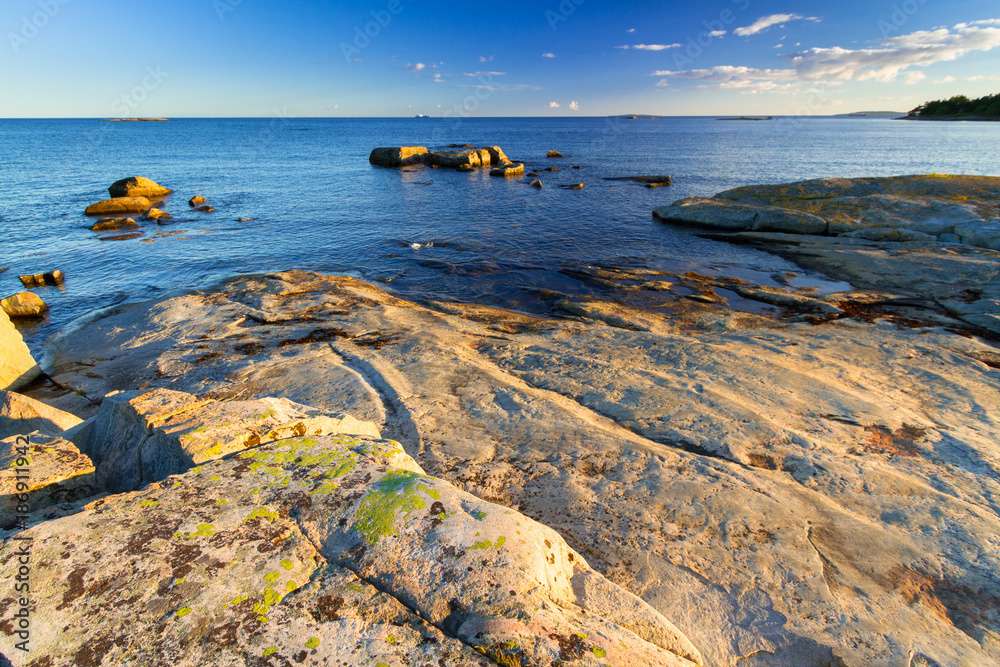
[1,0,999,117]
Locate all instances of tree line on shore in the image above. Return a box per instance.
[908,93,1000,118]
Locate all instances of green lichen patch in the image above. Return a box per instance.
[281,559,294,571]
[355,470,432,544]
[469,540,493,550]
[593,646,607,658]
[245,507,279,523]
[176,607,192,618]
[264,571,281,585]
[263,647,277,657]
[139,499,159,507]
[187,524,216,538]
[305,637,320,649]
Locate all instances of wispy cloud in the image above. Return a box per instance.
[653,66,797,93]
[905,71,926,84]
[707,30,727,38]
[542,52,556,58]
[935,75,955,83]
[461,71,506,77]
[968,74,1000,81]
[403,62,426,71]
[570,100,580,110]
[734,14,819,37]
[617,43,682,51]
[454,83,540,91]
[479,55,494,62]
[627,28,636,33]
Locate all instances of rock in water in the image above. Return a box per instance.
[0,411,702,666]
[195,205,215,213]
[490,162,525,177]
[17,270,64,288]
[0,390,83,439]
[1,292,48,318]
[369,146,429,167]
[189,195,207,207]
[484,145,508,164]
[0,433,96,528]
[84,197,152,216]
[427,149,485,169]
[90,217,138,231]
[145,208,172,221]
[108,177,173,198]
[547,150,564,158]
[530,179,543,188]
[0,310,40,391]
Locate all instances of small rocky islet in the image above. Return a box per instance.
[2,151,1000,666]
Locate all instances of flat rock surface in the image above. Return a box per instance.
[0,390,82,440]
[654,175,1000,248]
[0,432,96,527]
[0,430,698,666]
[37,269,1000,666]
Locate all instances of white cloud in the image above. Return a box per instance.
[549,101,561,108]
[403,63,426,71]
[708,30,727,38]
[734,14,819,37]
[432,73,444,83]
[652,66,798,93]
[935,75,956,83]
[461,71,506,77]
[905,71,927,84]
[954,19,1000,29]
[786,23,1000,82]
[968,74,1000,81]
[627,28,636,33]
[542,52,556,58]
[570,101,580,110]
[479,55,494,62]
[774,43,783,48]
[620,43,682,51]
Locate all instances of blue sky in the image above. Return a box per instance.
[1,0,998,117]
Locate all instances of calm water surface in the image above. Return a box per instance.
[2,116,999,354]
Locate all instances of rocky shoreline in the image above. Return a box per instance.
[2,174,1000,666]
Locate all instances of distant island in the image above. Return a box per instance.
[899,93,1000,121]
[717,116,773,121]
[104,118,171,122]
[834,111,907,118]
[613,114,662,120]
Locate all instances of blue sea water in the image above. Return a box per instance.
[2,116,999,353]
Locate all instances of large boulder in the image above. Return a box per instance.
[427,149,485,169]
[0,310,40,391]
[72,388,381,493]
[369,146,429,167]
[108,177,173,198]
[0,428,702,666]
[484,145,508,164]
[0,433,96,529]
[1,291,48,318]
[0,390,83,439]
[84,197,152,216]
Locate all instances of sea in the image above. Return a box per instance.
[2,116,999,355]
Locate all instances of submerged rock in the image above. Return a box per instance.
[108,176,173,198]
[606,175,673,187]
[1,291,48,318]
[0,310,40,391]
[85,197,152,216]
[530,179,543,188]
[90,217,139,231]
[547,150,564,158]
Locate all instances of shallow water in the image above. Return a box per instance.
[2,116,998,354]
